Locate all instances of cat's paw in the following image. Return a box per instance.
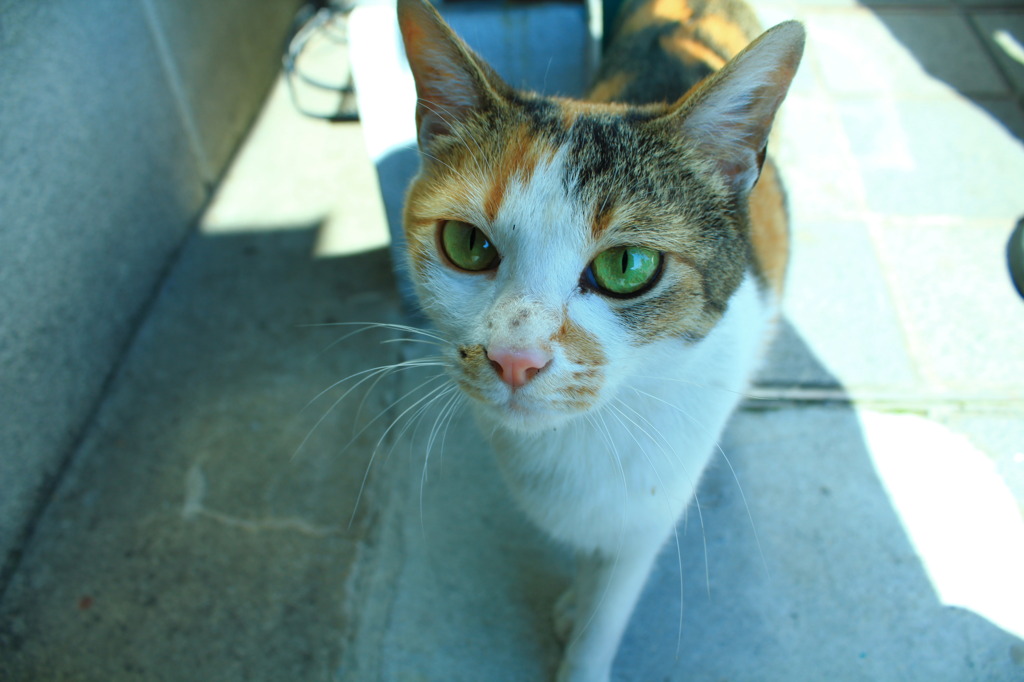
[553,587,575,643]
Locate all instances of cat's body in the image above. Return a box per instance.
[395,0,804,679]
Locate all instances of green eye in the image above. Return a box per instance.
[588,246,662,296]
[440,220,499,271]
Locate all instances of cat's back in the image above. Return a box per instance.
[590,0,764,105]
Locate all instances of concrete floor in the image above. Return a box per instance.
[2,0,1024,680]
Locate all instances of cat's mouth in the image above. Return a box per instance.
[476,384,597,432]
[505,392,544,414]
[485,401,564,432]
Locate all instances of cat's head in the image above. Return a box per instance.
[397,0,803,432]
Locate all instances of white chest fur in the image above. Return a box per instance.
[479,273,773,554]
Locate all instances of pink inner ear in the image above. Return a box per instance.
[674,21,804,194]
[398,0,490,147]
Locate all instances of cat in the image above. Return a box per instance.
[393,0,804,679]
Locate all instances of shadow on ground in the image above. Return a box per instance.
[5,12,1024,667]
[0,226,403,680]
[618,327,1024,679]
[865,2,1023,141]
[356,320,1024,681]
[0,216,1022,680]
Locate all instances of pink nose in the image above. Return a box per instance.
[486,347,551,388]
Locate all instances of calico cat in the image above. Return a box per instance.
[394,0,804,679]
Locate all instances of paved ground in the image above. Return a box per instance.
[2,0,1024,680]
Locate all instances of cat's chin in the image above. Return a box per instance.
[474,397,580,434]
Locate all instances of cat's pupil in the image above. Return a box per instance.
[620,249,629,274]
[469,228,477,251]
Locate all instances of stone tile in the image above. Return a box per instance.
[199,79,391,259]
[341,399,1024,680]
[339,399,567,682]
[957,0,1024,7]
[0,228,404,682]
[972,95,1024,140]
[855,410,1024,641]
[861,0,954,6]
[805,8,1006,96]
[0,0,206,573]
[146,0,304,181]
[872,9,1010,96]
[768,0,863,7]
[971,11,1024,94]
[766,220,920,392]
[774,92,868,220]
[940,411,1024,514]
[0,21,400,673]
[836,95,1024,217]
[871,218,1024,395]
[758,317,842,388]
[756,216,919,392]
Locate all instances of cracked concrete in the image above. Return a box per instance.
[0,77,399,681]
[182,462,344,537]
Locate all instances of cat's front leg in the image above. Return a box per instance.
[556,537,664,682]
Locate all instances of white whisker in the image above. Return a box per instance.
[351,358,448,428]
[609,399,688,655]
[436,396,465,476]
[565,408,628,649]
[300,320,451,344]
[419,149,475,185]
[379,337,446,349]
[420,387,463,526]
[630,386,769,582]
[416,99,488,178]
[347,376,454,528]
[306,357,445,413]
[292,358,446,460]
[427,391,464,478]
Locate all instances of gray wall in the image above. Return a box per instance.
[0,0,302,577]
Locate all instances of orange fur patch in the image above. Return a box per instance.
[660,31,727,70]
[748,159,789,296]
[552,396,598,410]
[695,14,751,60]
[620,0,695,36]
[454,376,487,401]
[402,213,436,274]
[589,71,633,103]
[557,375,601,402]
[591,203,615,241]
[456,344,492,383]
[555,315,607,368]
[485,125,541,222]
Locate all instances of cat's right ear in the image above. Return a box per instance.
[398,0,502,150]
[671,21,805,196]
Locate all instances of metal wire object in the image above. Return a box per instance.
[283,0,360,122]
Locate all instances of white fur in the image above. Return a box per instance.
[410,146,776,682]
[487,275,771,682]
[487,273,770,551]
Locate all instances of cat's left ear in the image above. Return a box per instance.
[397,0,507,150]
[672,21,805,196]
